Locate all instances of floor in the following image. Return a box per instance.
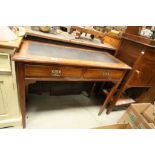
[26,93,125,129]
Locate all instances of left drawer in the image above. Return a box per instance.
[0,53,11,73]
[25,65,83,78]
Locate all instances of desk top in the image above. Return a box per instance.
[12,40,131,70]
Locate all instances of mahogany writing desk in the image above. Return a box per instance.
[12,40,131,128]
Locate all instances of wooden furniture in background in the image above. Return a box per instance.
[12,40,130,128]
[69,26,106,42]
[137,83,155,103]
[125,26,141,35]
[107,26,155,113]
[70,26,122,47]
[104,34,121,49]
[26,26,116,52]
[0,37,22,128]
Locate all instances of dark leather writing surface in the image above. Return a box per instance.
[27,42,119,63]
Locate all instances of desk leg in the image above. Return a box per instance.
[17,63,26,128]
[98,80,121,115]
[106,84,128,114]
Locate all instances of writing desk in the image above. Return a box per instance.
[12,40,131,128]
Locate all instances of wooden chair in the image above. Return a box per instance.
[106,50,145,114]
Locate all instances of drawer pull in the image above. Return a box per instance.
[102,71,110,76]
[51,69,62,77]
[136,70,140,74]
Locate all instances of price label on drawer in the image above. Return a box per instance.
[51,69,62,77]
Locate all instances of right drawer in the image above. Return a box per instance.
[83,69,124,80]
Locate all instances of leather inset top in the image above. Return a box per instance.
[27,42,119,64]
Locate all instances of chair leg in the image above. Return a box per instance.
[106,85,127,114]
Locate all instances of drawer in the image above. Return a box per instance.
[25,65,83,78]
[83,69,124,80]
[0,53,11,73]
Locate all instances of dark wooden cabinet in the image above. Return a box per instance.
[117,37,155,87]
[107,27,155,113]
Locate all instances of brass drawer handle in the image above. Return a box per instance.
[102,71,110,76]
[136,70,140,74]
[51,69,62,77]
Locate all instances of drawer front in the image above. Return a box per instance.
[25,65,83,78]
[83,69,123,80]
[0,53,11,73]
